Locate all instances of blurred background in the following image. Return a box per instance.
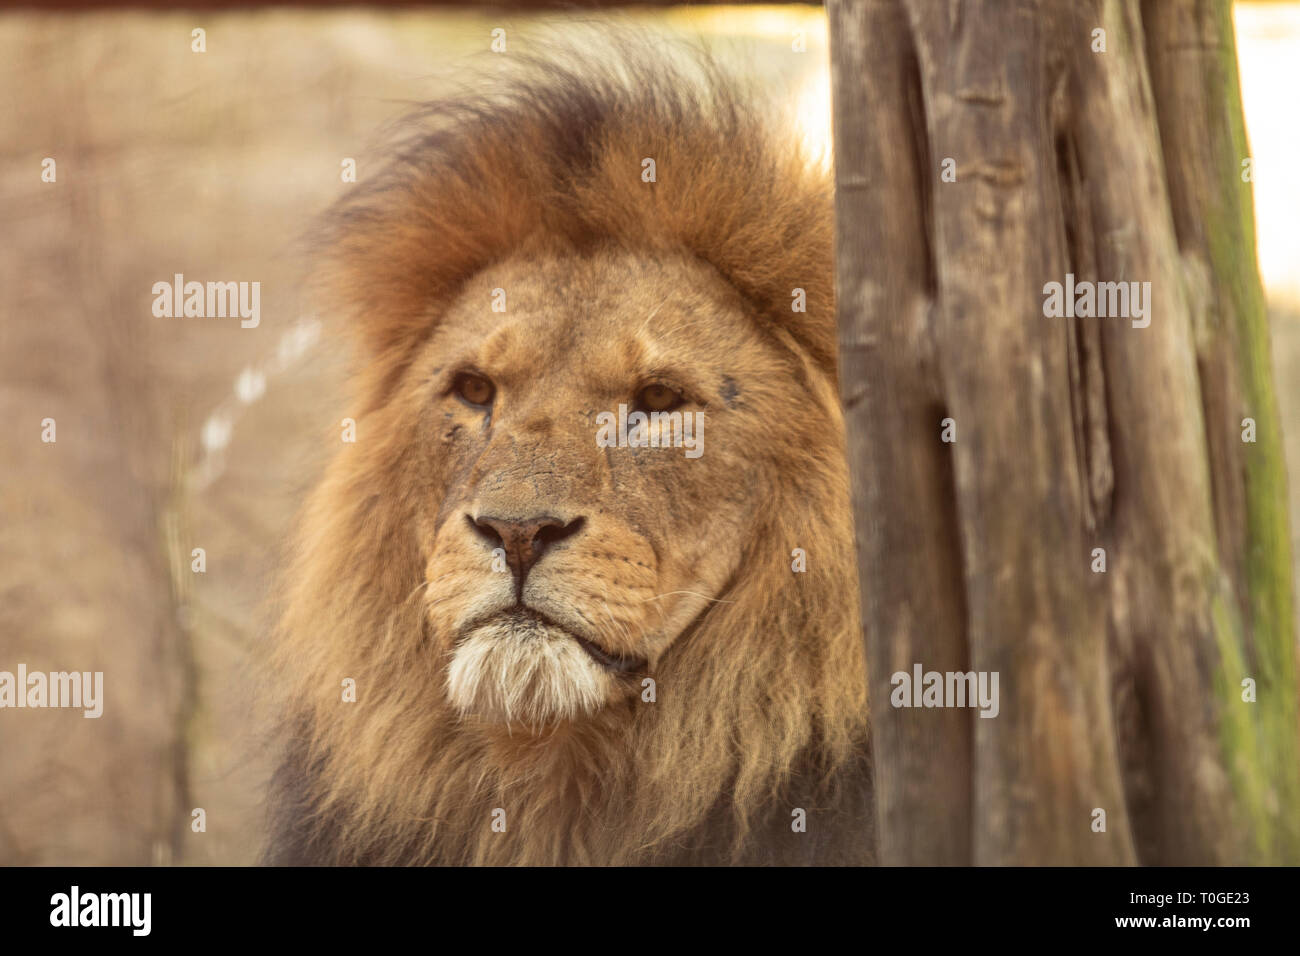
[0,2,1296,865]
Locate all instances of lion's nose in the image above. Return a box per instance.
[469,513,585,588]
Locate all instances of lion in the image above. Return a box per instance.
[264,37,873,866]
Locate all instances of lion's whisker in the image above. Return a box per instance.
[635,590,735,605]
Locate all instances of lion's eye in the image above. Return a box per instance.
[635,383,684,413]
[453,372,495,408]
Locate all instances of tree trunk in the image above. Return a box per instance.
[828,0,1298,865]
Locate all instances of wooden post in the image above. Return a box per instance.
[828,0,1299,864]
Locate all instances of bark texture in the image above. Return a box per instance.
[828,0,1298,864]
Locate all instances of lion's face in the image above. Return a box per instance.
[404,247,801,726]
[270,49,869,865]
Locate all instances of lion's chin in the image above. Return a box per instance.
[445,617,613,726]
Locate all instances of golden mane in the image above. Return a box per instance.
[265,37,872,865]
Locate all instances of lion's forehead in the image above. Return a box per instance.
[437,248,761,384]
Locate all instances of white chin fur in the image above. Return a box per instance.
[446,621,611,725]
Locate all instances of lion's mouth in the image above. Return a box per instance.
[571,633,646,675]
[478,608,647,675]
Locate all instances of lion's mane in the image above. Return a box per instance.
[265,36,872,866]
